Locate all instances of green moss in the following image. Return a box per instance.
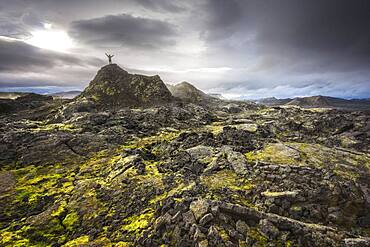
[248,228,268,247]
[232,196,257,209]
[62,211,79,230]
[0,231,30,247]
[0,231,15,244]
[26,120,78,132]
[217,228,230,242]
[121,131,180,151]
[290,205,302,212]
[63,235,89,246]
[244,143,298,165]
[333,168,359,181]
[27,173,63,185]
[15,171,67,203]
[239,240,247,247]
[244,151,257,163]
[122,160,164,189]
[51,201,67,217]
[121,210,154,236]
[149,181,195,204]
[61,181,74,194]
[91,95,99,101]
[206,124,224,135]
[201,169,253,191]
[201,170,257,208]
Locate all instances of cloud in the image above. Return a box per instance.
[0,0,369,98]
[69,14,178,49]
[0,37,102,72]
[200,0,243,41]
[200,0,370,72]
[135,0,185,12]
[0,10,47,39]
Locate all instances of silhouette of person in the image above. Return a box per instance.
[105,53,114,64]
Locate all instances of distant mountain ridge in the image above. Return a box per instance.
[255,97,292,105]
[49,91,81,99]
[256,95,370,110]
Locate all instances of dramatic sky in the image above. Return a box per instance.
[0,0,369,99]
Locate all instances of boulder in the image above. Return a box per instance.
[190,199,210,221]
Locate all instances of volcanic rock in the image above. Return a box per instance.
[79,64,173,108]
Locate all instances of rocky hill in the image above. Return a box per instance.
[255,97,292,106]
[208,93,226,100]
[256,95,370,110]
[0,67,369,246]
[79,64,173,109]
[167,81,216,103]
[286,96,370,110]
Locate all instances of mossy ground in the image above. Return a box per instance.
[25,120,78,132]
[201,169,253,191]
[1,106,369,246]
[0,126,202,246]
[244,142,369,182]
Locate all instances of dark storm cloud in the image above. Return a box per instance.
[257,1,370,53]
[200,0,242,41]
[69,14,178,49]
[201,0,370,73]
[0,11,45,38]
[135,0,185,12]
[0,38,102,72]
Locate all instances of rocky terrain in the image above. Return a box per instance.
[0,64,370,247]
[0,93,55,116]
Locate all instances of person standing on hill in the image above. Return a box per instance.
[105,53,114,64]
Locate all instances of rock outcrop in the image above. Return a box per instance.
[79,64,173,109]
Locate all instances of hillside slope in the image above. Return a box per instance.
[167,81,216,103]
